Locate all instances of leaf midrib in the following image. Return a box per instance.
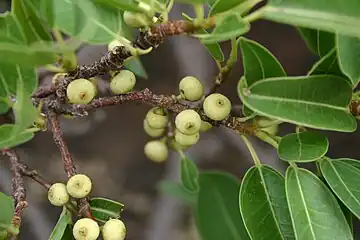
[294,169,317,239]
[214,187,242,240]
[246,93,348,111]
[258,166,285,239]
[326,160,360,218]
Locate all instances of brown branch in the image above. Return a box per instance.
[46,110,93,219]
[49,88,255,135]
[350,100,360,116]
[1,149,28,230]
[33,20,213,99]
[47,110,76,178]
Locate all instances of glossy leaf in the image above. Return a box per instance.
[238,75,356,132]
[180,157,199,193]
[337,34,360,88]
[286,167,353,240]
[320,158,360,219]
[12,0,52,44]
[339,158,360,170]
[209,0,246,16]
[297,28,335,57]
[278,131,329,162]
[92,0,140,12]
[157,180,197,206]
[263,0,360,38]
[49,207,72,240]
[54,0,122,44]
[308,48,345,78]
[240,165,295,239]
[0,192,14,229]
[90,197,124,223]
[0,124,35,149]
[239,37,286,86]
[196,172,250,240]
[193,13,250,43]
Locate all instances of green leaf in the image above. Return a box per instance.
[180,157,199,193]
[180,16,224,62]
[297,28,335,57]
[337,35,360,88]
[0,64,37,96]
[209,0,246,16]
[196,172,250,240]
[92,0,140,12]
[239,37,286,86]
[12,0,52,44]
[124,57,148,79]
[89,197,124,223]
[0,124,34,149]
[0,192,14,230]
[320,158,360,219]
[339,158,360,170]
[308,48,345,78]
[27,0,54,26]
[285,166,352,240]
[157,180,197,207]
[238,75,356,132]
[0,14,57,66]
[54,0,123,44]
[240,165,295,239]
[175,0,207,4]
[263,0,360,38]
[0,231,8,240]
[49,207,72,240]
[193,13,250,43]
[277,132,329,162]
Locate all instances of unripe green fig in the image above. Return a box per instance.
[179,76,204,101]
[123,11,153,28]
[66,79,96,104]
[144,140,168,162]
[175,109,201,135]
[110,70,136,94]
[73,218,100,240]
[108,39,124,52]
[203,93,231,121]
[169,139,190,151]
[143,119,165,137]
[256,117,279,136]
[102,219,126,240]
[48,183,69,207]
[66,174,92,199]
[174,129,200,146]
[146,107,169,129]
[199,120,212,132]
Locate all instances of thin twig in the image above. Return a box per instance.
[1,149,28,231]
[32,20,214,99]
[47,110,76,178]
[46,110,93,219]
[48,88,256,135]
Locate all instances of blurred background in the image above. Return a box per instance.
[1,1,360,239]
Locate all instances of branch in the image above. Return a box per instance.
[1,149,27,231]
[46,109,93,219]
[33,20,214,99]
[49,88,255,135]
